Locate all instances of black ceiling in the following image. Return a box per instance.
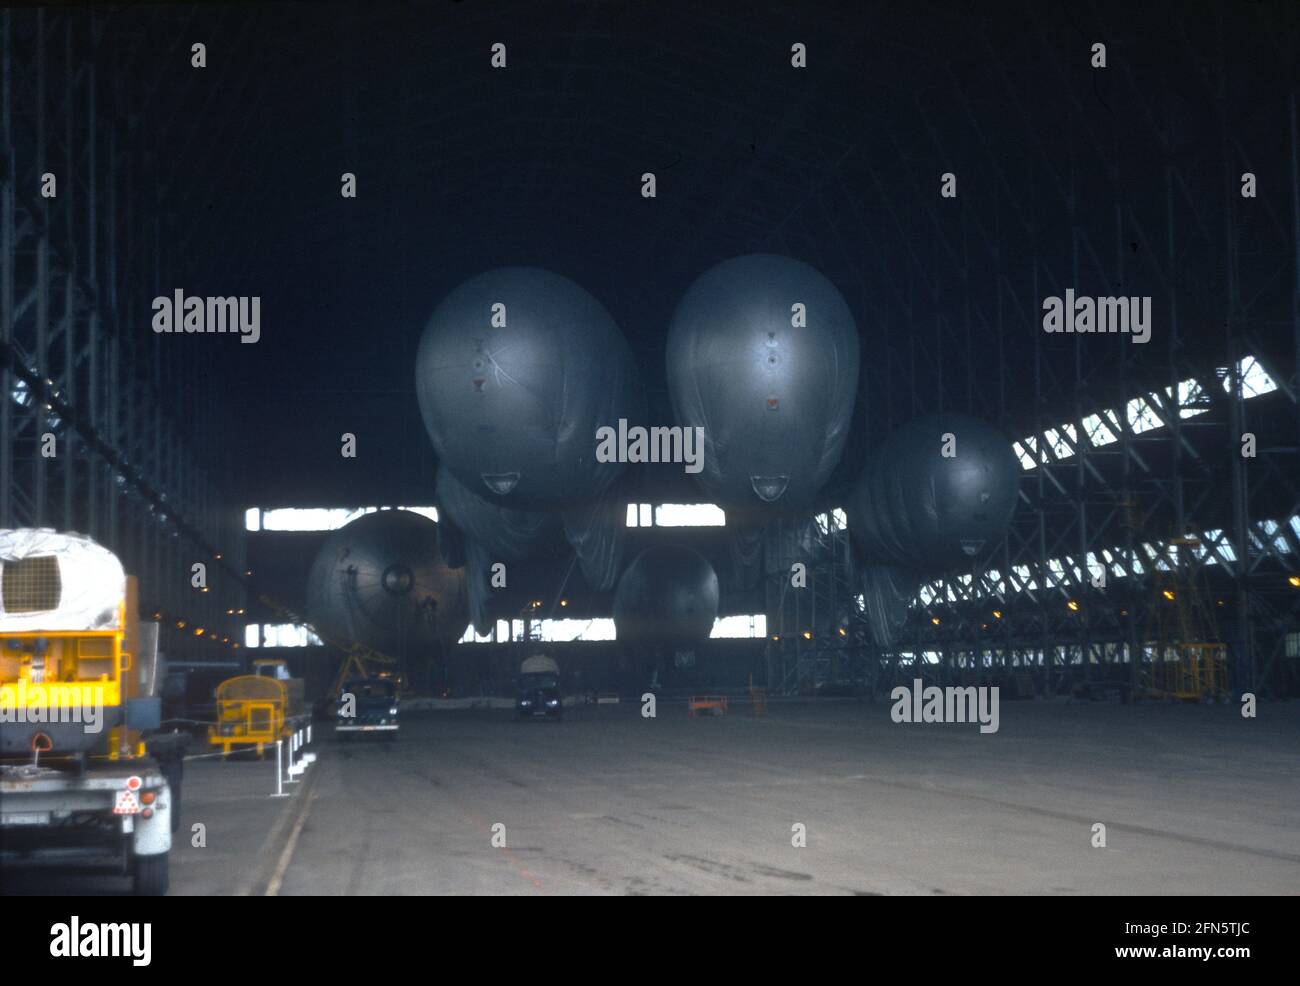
[86,0,1300,507]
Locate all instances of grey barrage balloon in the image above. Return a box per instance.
[666,254,859,509]
[848,413,1020,570]
[434,468,571,635]
[612,545,719,648]
[416,267,641,510]
[306,510,468,659]
[434,468,569,566]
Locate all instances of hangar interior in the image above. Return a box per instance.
[2,2,1299,897]
[5,3,1297,701]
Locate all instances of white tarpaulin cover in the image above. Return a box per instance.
[0,529,125,631]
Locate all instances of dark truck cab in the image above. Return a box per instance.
[336,677,399,741]
[515,655,563,720]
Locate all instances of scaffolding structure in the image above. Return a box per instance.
[750,16,1300,699]
[1,10,247,663]
[763,512,873,696]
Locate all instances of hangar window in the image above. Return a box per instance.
[245,623,322,647]
[459,619,618,643]
[1043,424,1077,460]
[814,508,847,533]
[710,614,768,638]
[1012,437,1039,470]
[246,506,438,531]
[626,503,726,527]
[1016,356,1270,472]
[656,503,726,526]
[1172,378,1211,418]
[1081,411,1120,447]
[625,503,654,527]
[1221,356,1277,399]
[924,521,1268,610]
[1127,395,1164,434]
[538,619,617,641]
[1256,518,1292,554]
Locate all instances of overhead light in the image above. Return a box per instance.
[560,599,568,607]
[802,631,812,640]
[931,616,941,626]
[992,610,1002,619]
[837,627,846,637]
[193,627,204,636]
[1067,600,1079,612]
[1162,589,1175,601]
[1289,576,1300,588]
[771,634,780,642]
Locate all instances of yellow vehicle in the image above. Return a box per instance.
[0,529,175,895]
[208,658,305,756]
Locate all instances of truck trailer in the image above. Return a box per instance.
[0,529,178,895]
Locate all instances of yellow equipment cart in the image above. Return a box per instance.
[209,675,291,756]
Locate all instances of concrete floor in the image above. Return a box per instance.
[4,698,1299,895]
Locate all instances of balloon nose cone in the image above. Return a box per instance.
[481,472,520,496]
[751,475,789,502]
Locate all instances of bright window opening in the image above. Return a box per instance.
[1081,412,1120,447]
[1222,356,1278,399]
[247,624,323,648]
[1127,394,1164,434]
[655,503,726,527]
[460,618,618,643]
[627,503,725,527]
[814,508,848,534]
[246,506,439,532]
[711,614,768,638]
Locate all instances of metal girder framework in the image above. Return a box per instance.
[1,9,248,664]
[766,18,1300,698]
[762,511,873,697]
[905,348,1299,696]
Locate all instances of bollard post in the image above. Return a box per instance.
[272,740,289,797]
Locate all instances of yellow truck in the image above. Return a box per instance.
[0,529,177,895]
[208,657,306,756]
